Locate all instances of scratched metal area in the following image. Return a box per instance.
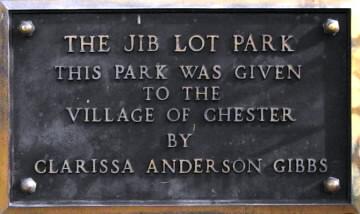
[9,10,350,206]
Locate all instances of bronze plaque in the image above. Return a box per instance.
[7,9,351,206]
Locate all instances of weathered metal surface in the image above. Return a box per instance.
[0,0,359,213]
[7,10,351,206]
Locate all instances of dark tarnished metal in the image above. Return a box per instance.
[8,9,351,206]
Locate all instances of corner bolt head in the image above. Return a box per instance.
[20,177,37,193]
[323,176,341,193]
[323,18,340,36]
[18,20,35,37]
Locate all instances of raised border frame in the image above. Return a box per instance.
[0,1,357,214]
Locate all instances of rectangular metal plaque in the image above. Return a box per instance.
[9,9,351,206]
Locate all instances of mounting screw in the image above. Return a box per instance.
[20,177,37,193]
[323,18,340,36]
[323,176,341,193]
[18,20,35,37]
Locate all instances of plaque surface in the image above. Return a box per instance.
[9,9,351,206]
